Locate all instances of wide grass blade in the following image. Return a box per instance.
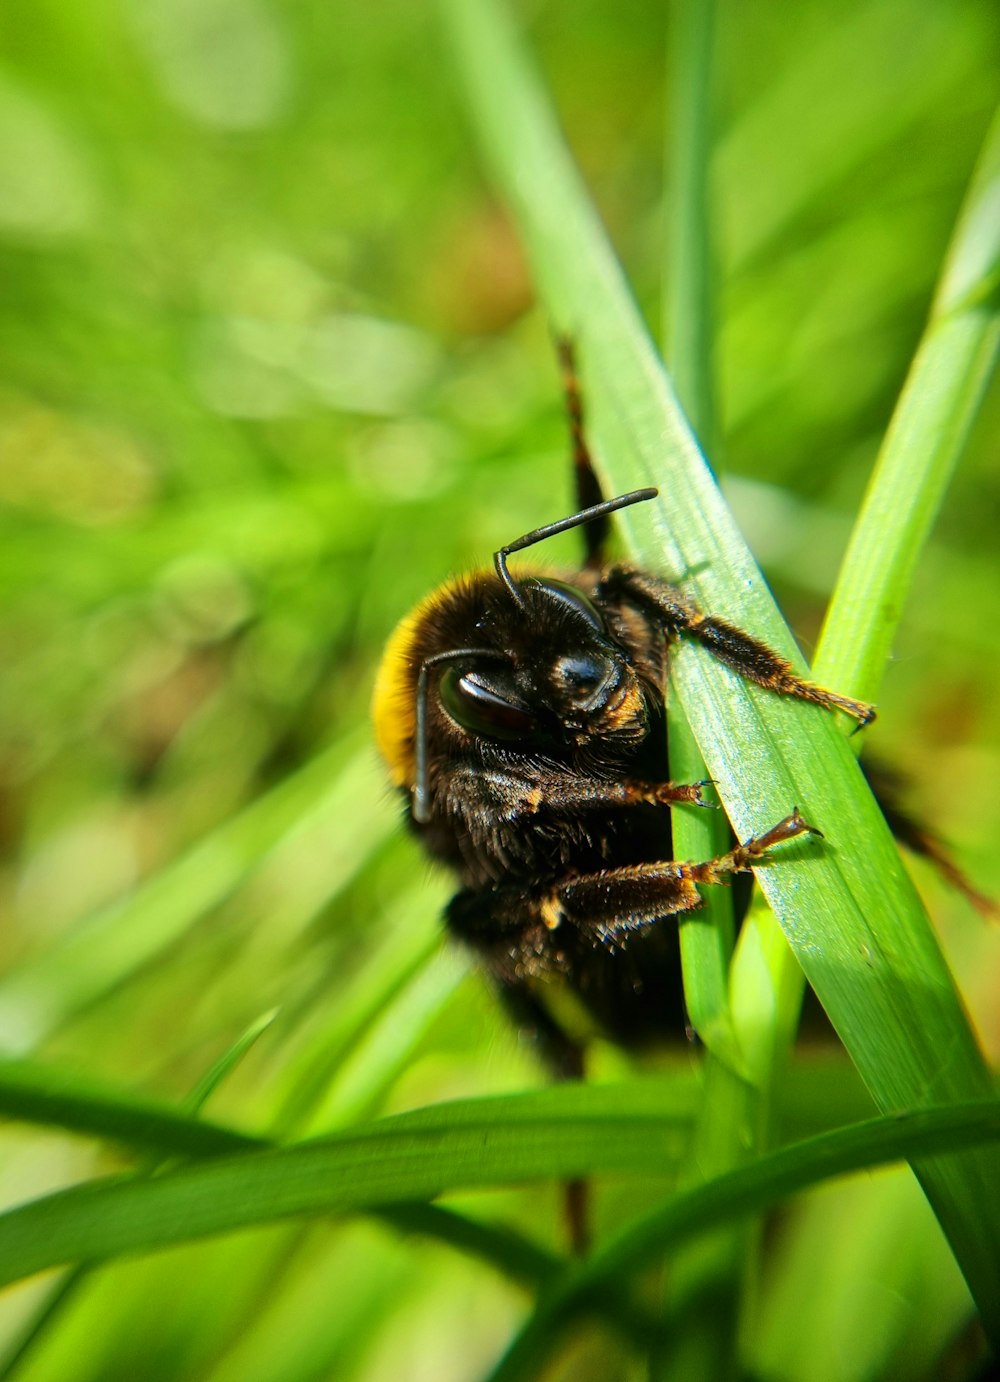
[0,1091,995,1294]
[0,1083,694,1288]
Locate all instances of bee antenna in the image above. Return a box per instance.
[494,488,658,607]
[413,647,507,824]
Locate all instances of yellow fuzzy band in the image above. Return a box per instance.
[371,582,456,789]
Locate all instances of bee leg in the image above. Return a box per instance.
[448,764,714,827]
[603,567,876,728]
[554,335,608,567]
[446,814,817,971]
[447,815,814,1247]
[446,869,704,982]
[543,810,820,948]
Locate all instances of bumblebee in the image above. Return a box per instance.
[372,346,876,1075]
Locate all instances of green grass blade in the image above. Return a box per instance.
[184,1009,279,1116]
[484,1101,1000,1382]
[0,1268,90,1382]
[0,1058,259,1157]
[815,106,1000,699]
[0,1093,995,1296]
[270,882,444,1138]
[0,1083,696,1288]
[0,737,391,1051]
[764,102,1000,1366]
[437,0,1000,1335]
[0,1057,873,1162]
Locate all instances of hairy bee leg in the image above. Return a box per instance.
[554,335,609,566]
[447,765,715,824]
[447,814,816,1239]
[447,875,705,973]
[541,810,820,946]
[602,568,876,728]
[447,815,819,964]
[684,808,822,884]
[685,613,876,727]
[657,780,717,807]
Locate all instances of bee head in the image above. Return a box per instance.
[438,577,644,742]
[372,488,658,825]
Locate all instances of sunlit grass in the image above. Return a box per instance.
[0,1,997,1380]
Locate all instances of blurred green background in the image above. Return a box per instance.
[0,0,998,1378]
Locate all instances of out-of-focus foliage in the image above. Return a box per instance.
[0,0,997,1379]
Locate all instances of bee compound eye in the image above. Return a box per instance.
[555,652,607,697]
[439,666,539,741]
